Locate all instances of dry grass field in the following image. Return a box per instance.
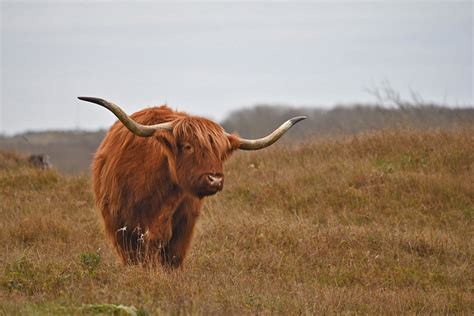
[0,128,473,314]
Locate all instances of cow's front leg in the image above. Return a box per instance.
[146,214,173,245]
[161,196,203,268]
[144,193,183,246]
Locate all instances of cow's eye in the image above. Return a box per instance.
[181,143,194,153]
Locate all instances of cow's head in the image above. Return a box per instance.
[168,116,234,197]
[78,97,306,197]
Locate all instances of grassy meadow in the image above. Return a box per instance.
[0,128,473,314]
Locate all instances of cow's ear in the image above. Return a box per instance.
[227,134,241,152]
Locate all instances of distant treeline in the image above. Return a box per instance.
[222,104,474,140]
[1,103,473,173]
[0,130,105,173]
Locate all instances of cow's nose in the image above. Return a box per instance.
[207,174,223,187]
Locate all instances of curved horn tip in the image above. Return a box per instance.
[77,96,105,103]
[289,116,307,125]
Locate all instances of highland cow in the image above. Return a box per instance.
[78,96,305,268]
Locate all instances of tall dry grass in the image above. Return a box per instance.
[0,128,473,314]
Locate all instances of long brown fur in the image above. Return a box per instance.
[92,105,240,268]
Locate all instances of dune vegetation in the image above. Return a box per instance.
[0,128,473,314]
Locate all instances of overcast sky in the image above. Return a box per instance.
[1,1,472,135]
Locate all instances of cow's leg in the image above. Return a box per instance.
[160,197,203,268]
[144,188,183,248]
[101,198,180,265]
[113,227,144,264]
[100,209,145,264]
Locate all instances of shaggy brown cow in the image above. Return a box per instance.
[78,96,305,268]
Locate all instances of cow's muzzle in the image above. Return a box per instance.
[199,173,224,196]
[207,174,223,188]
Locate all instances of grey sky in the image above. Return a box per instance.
[1,1,472,135]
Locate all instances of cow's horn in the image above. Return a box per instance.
[229,116,307,150]
[78,97,173,137]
